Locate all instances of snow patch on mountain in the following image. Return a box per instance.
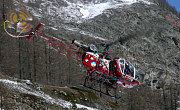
[78,1,114,19]
[0,78,98,110]
[16,0,153,23]
[13,0,152,40]
[62,0,153,21]
[80,8,89,18]
[23,0,29,3]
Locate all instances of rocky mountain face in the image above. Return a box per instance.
[0,0,180,109]
[9,0,180,88]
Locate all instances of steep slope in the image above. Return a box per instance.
[11,0,180,88]
[0,74,111,109]
[0,71,179,110]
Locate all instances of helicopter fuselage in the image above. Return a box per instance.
[82,51,140,88]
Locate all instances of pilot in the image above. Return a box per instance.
[124,63,132,76]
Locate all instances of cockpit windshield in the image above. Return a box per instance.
[118,59,140,80]
[89,44,97,52]
[124,62,134,77]
[119,59,125,74]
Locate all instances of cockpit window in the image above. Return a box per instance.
[121,64,124,74]
[120,59,124,64]
[118,59,139,79]
[119,59,125,74]
[90,44,97,52]
[124,62,135,78]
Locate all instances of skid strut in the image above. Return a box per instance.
[82,71,120,99]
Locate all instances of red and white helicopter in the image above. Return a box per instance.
[72,40,141,88]
[4,9,142,96]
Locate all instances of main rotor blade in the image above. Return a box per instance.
[7,10,18,24]
[18,9,33,21]
[17,21,32,33]
[114,32,141,45]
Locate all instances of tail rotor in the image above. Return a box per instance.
[4,9,33,38]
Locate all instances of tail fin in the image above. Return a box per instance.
[26,23,45,39]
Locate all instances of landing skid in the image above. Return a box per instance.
[79,84,121,99]
[82,73,121,99]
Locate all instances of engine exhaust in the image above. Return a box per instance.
[72,40,81,46]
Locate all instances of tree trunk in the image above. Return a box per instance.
[33,37,36,82]
[48,41,51,84]
[68,56,70,85]
[19,38,22,79]
[0,95,2,110]
[2,0,5,21]
[163,87,167,110]
[170,86,173,110]
[45,43,48,84]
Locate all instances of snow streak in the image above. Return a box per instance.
[0,79,98,110]
[13,0,153,41]
[19,0,153,23]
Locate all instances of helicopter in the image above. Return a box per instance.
[72,40,141,89]
[4,9,142,96]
